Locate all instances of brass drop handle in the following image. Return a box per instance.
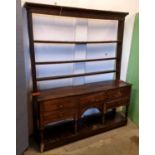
[117,91,122,96]
[59,104,64,108]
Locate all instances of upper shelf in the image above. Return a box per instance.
[34,40,121,44]
[37,70,116,81]
[35,57,117,65]
[25,3,129,20]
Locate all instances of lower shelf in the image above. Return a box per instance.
[39,111,127,151]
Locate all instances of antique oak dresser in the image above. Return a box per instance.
[25,3,131,152]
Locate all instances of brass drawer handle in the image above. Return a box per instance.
[117,91,122,96]
[58,104,64,108]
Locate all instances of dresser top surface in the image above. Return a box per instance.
[37,80,131,101]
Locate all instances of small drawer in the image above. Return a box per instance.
[105,98,130,109]
[105,87,130,100]
[40,97,76,112]
[41,110,76,125]
[79,92,105,105]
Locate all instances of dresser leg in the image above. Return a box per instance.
[102,104,106,124]
[102,114,105,124]
[112,108,116,116]
[125,105,129,119]
[40,127,44,152]
[40,143,44,153]
[74,116,78,134]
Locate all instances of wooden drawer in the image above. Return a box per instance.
[40,97,77,112]
[79,92,105,105]
[41,110,76,125]
[105,97,130,109]
[105,87,130,100]
[79,86,130,106]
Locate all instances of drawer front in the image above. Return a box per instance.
[79,92,105,105]
[41,110,76,125]
[79,86,130,105]
[40,97,77,112]
[105,97,130,109]
[105,86,131,100]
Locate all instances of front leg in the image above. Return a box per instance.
[102,104,106,124]
[40,127,44,152]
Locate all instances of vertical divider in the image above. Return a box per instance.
[72,18,76,86]
[27,10,40,144]
[84,20,89,85]
[116,19,125,80]
[27,10,38,92]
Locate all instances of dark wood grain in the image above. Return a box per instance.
[38,80,131,101]
[27,10,38,91]
[116,20,125,80]
[37,70,116,81]
[35,57,117,65]
[34,40,120,44]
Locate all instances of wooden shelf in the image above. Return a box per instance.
[35,57,117,65]
[34,40,120,44]
[37,70,116,81]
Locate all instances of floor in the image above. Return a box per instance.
[24,120,139,155]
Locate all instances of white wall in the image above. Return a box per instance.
[21,0,139,135]
[17,0,29,153]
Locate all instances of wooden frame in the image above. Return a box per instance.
[25,2,128,94]
[25,2,130,152]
